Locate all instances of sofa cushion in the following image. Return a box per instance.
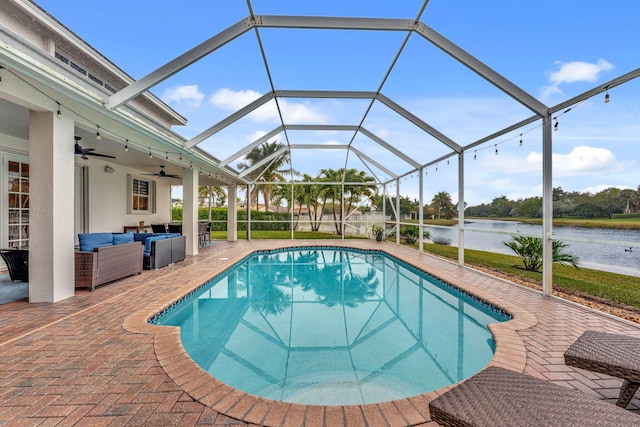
[78,233,114,252]
[112,233,134,245]
[133,233,153,242]
[144,235,167,256]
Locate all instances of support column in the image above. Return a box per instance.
[29,111,75,302]
[458,152,465,266]
[418,167,424,252]
[247,184,252,240]
[183,166,199,256]
[227,183,237,241]
[542,114,554,296]
[395,178,400,244]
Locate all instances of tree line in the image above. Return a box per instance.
[223,141,640,222]
[466,186,640,218]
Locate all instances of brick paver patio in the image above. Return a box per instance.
[1,240,639,426]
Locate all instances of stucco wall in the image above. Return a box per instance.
[78,157,172,233]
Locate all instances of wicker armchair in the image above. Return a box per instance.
[429,366,639,427]
[565,330,640,408]
[0,249,29,282]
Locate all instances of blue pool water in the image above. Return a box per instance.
[151,247,510,405]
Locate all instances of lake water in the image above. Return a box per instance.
[422,219,640,277]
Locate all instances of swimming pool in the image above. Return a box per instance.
[151,247,510,405]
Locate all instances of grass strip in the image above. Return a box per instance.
[421,243,640,308]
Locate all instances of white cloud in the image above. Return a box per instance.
[246,130,268,142]
[553,145,623,177]
[161,85,205,108]
[496,146,623,177]
[462,145,625,205]
[210,88,328,124]
[550,59,614,85]
[280,99,328,124]
[540,59,614,100]
[210,88,262,110]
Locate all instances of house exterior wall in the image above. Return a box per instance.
[78,157,173,234]
[0,1,233,299]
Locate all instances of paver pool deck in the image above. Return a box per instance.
[1,240,639,426]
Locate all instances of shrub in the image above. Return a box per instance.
[400,225,430,244]
[503,234,579,272]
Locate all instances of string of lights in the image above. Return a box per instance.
[1,66,230,181]
[468,94,598,162]
[1,64,611,184]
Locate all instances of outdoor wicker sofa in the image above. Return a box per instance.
[565,330,640,408]
[428,365,640,427]
[75,233,143,291]
[139,233,186,270]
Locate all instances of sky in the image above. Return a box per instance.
[34,0,640,206]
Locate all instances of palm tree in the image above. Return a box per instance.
[237,141,291,212]
[318,168,377,234]
[431,191,456,219]
[198,185,226,207]
[295,174,325,231]
[198,185,226,220]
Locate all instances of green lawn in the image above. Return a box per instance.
[420,242,640,308]
[210,230,366,240]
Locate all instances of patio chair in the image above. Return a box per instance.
[167,224,182,235]
[565,330,640,408]
[428,365,640,427]
[151,223,168,233]
[197,222,211,247]
[0,249,28,282]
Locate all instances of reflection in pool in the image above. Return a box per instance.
[152,247,510,405]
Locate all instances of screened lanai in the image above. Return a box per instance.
[92,0,640,297]
[5,0,639,302]
[3,2,640,425]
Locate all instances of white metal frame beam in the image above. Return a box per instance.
[359,127,421,169]
[106,17,255,109]
[350,147,397,179]
[376,94,462,152]
[219,126,284,167]
[185,92,276,149]
[413,22,548,117]
[256,15,413,31]
[237,146,288,178]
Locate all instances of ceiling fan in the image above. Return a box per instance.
[144,165,181,179]
[74,136,115,160]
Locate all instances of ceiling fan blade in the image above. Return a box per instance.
[75,141,114,159]
[85,152,116,159]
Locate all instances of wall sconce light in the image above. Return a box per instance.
[104,165,116,174]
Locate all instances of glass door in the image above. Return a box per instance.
[7,160,29,249]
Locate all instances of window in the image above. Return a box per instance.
[127,175,156,214]
[7,160,29,249]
